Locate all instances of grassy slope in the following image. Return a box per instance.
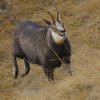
[0,0,100,100]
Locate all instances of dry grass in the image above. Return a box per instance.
[0,0,100,100]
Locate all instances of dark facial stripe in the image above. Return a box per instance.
[60,29,65,33]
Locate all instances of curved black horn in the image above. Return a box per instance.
[47,11,55,23]
[56,8,61,21]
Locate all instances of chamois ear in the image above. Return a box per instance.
[43,19,51,26]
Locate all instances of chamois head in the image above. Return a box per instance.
[43,9,66,44]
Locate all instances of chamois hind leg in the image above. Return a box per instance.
[21,57,30,77]
[12,55,19,79]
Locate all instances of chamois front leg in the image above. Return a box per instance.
[44,67,54,81]
[62,56,70,67]
[62,56,72,76]
[40,56,54,81]
[42,64,54,81]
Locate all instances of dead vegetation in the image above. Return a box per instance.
[0,0,100,100]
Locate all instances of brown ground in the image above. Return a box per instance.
[0,0,100,100]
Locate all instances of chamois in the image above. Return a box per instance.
[12,10,71,80]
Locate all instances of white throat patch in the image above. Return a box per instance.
[51,30,64,44]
